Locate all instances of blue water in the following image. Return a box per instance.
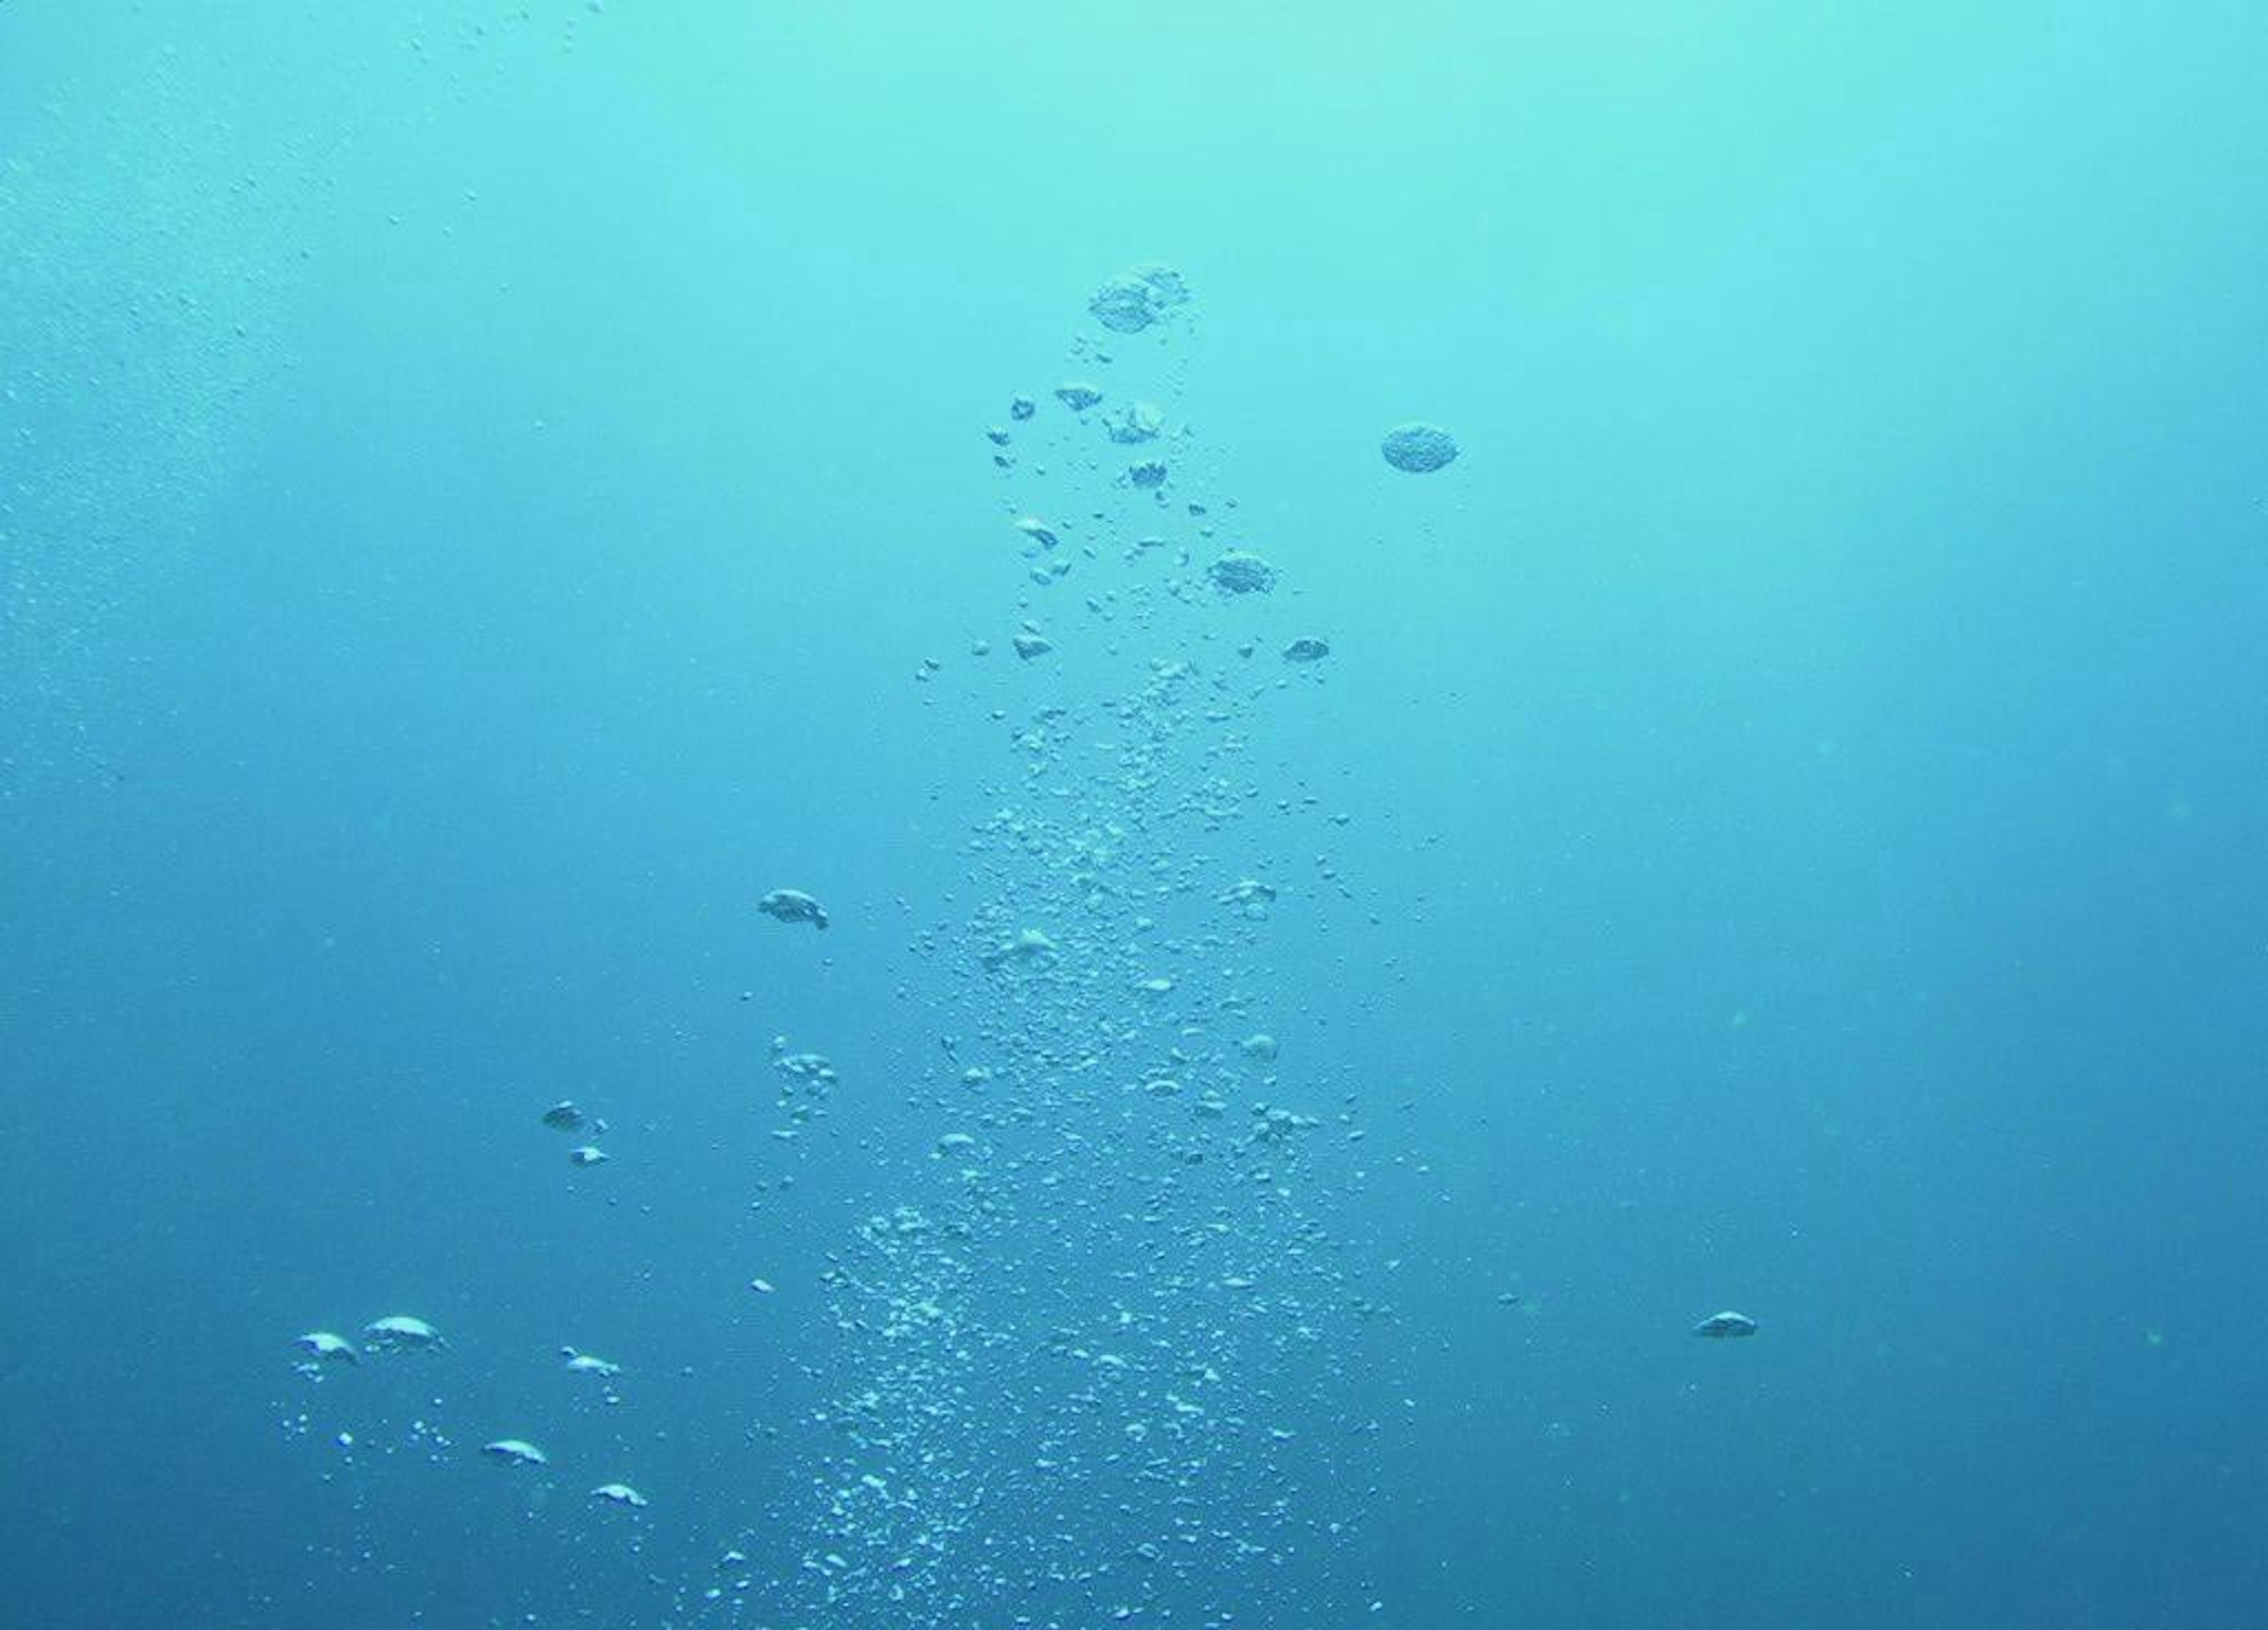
[5,4,2266,1626]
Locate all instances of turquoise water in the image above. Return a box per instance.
[4,4,2265,1626]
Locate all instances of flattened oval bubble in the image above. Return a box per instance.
[361,1314,445,1352]
[757,888,829,931]
[591,1482,649,1508]
[295,1330,360,1365]
[481,1438,548,1467]
[1692,1310,1759,1339]
[1205,551,1277,595]
[1381,422,1459,474]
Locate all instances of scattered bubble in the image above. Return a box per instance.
[1086,262,1191,333]
[1206,551,1278,594]
[758,888,831,931]
[1380,422,1458,473]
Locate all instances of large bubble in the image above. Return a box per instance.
[1087,262,1192,333]
[1380,422,1459,473]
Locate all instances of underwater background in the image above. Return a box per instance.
[4,3,2266,1626]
